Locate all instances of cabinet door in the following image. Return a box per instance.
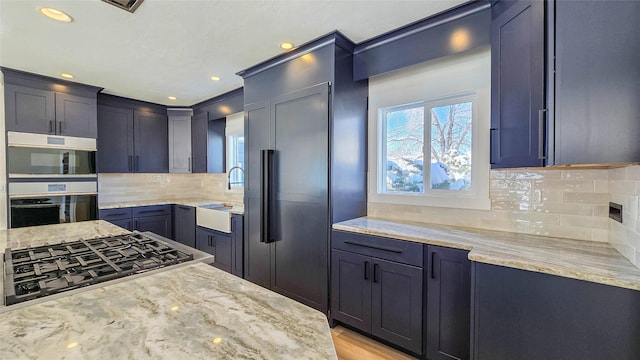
[244,100,271,287]
[191,111,208,173]
[55,93,97,138]
[168,115,192,173]
[134,214,172,239]
[331,249,372,332]
[97,105,134,173]
[554,0,640,164]
[490,0,545,168]
[196,227,215,255]
[231,214,244,277]
[174,205,195,248]
[371,258,423,355]
[5,84,55,134]
[109,219,133,231]
[426,245,471,360]
[211,231,232,273]
[270,82,329,312]
[207,118,226,173]
[134,110,168,173]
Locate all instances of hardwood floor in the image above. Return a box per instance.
[331,326,417,360]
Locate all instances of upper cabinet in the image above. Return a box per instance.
[97,94,168,173]
[2,68,100,138]
[490,0,545,168]
[551,0,640,165]
[191,111,208,173]
[491,0,640,167]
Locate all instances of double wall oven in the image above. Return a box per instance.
[7,132,97,228]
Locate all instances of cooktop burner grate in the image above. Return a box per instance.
[3,233,193,305]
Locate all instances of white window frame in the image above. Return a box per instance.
[225,112,244,193]
[368,50,491,210]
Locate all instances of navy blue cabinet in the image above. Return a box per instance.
[231,214,244,278]
[426,245,471,360]
[97,94,168,173]
[173,205,196,248]
[3,69,99,138]
[191,111,208,173]
[196,226,232,273]
[472,263,640,360]
[99,205,172,239]
[331,231,423,355]
[550,0,640,165]
[490,0,545,168]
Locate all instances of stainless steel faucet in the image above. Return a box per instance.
[228,166,245,190]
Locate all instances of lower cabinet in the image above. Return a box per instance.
[99,205,172,239]
[231,214,244,278]
[426,245,471,360]
[331,231,423,355]
[174,205,196,248]
[196,226,232,273]
[472,263,640,360]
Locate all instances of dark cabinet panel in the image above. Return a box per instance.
[134,214,172,239]
[196,226,232,273]
[110,219,133,231]
[372,258,423,355]
[331,249,372,330]
[191,111,208,173]
[244,101,271,288]
[426,245,471,360]
[97,105,134,173]
[553,0,640,165]
[231,214,244,278]
[472,263,640,360]
[174,205,196,248]
[207,118,226,173]
[134,110,168,173]
[490,0,545,168]
[331,233,423,355]
[54,93,97,138]
[5,84,56,134]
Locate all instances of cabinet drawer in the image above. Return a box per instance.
[99,207,132,221]
[133,205,172,217]
[332,230,423,267]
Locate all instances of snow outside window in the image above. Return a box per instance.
[368,49,491,210]
[226,112,244,191]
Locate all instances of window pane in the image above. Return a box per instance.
[384,106,424,193]
[430,102,472,190]
[229,135,245,188]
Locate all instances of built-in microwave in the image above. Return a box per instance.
[7,131,96,178]
[8,181,97,228]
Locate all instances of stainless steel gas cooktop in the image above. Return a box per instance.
[3,232,206,306]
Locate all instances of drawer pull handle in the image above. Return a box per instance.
[373,263,379,283]
[138,210,165,214]
[364,261,369,280]
[343,240,402,253]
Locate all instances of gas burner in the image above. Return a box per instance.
[3,233,194,305]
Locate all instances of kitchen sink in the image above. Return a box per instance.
[196,203,232,233]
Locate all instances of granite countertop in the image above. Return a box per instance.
[333,217,640,292]
[99,198,245,215]
[0,262,336,359]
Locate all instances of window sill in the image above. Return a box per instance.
[369,192,491,211]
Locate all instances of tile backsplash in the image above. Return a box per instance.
[609,166,640,268]
[369,168,611,243]
[98,173,243,205]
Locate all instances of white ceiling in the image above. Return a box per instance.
[0,0,467,106]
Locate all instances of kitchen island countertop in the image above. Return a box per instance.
[0,262,336,359]
[1,221,335,359]
[334,217,640,291]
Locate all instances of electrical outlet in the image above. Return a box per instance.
[609,202,623,223]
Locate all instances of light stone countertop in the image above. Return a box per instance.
[99,198,245,215]
[0,262,336,360]
[333,217,640,292]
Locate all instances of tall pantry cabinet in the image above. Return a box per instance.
[237,32,368,313]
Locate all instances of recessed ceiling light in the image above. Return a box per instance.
[168,96,177,100]
[60,73,74,79]
[210,76,221,81]
[39,7,73,23]
[280,42,294,50]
